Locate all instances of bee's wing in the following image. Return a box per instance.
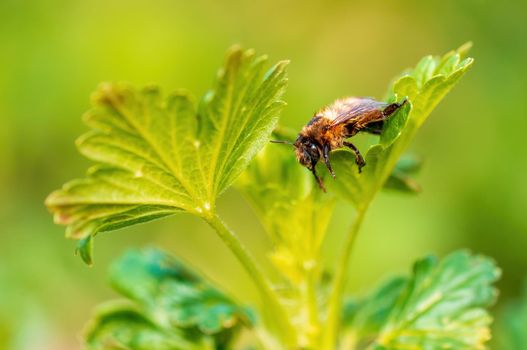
[330,97,388,126]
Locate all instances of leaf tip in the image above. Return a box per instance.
[457,41,473,58]
[225,45,245,62]
[461,56,475,70]
[44,191,56,209]
[91,82,130,108]
[277,59,291,67]
[76,236,94,266]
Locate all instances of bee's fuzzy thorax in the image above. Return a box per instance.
[298,116,345,150]
[317,97,354,121]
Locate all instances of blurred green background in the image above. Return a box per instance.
[1,0,526,348]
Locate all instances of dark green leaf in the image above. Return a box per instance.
[84,302,195,350]
[76,235,94,266]
[391,154,423,175]
[383,173,421,194]
[341,277,407,349]
[343,277,407,333]
[383,155,424,194]
[108,248,252,346]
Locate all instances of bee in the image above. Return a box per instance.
[272,97,407,191]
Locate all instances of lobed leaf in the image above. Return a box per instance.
[342,277,407,346]
[85,248,253,349]
[326,44,474,208]
[112,249,252,335]
[45,48,288,263]
[344,251,500,350]
[84,302,195,350]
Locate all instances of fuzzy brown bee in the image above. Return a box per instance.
[273,97,407,191]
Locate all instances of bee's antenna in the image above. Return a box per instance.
[270,140,293,145]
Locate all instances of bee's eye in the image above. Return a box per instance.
[301,151,311,167]
[310,144,317,150]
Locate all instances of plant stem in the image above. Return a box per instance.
[304,263,321,347]
[321,204,369,350]
[205,213,296,347]
[320,123,409,349]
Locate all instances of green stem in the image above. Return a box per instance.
[205,213,296,347]
[305,210,322,347]
[320,131,409,348]
[305,263,321,347]
[322,204,370,350]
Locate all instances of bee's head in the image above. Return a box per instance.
[271,135,326,191]
[294,136,320,170]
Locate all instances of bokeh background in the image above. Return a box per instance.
[1,0,526,348]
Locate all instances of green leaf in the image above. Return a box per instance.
[85,249,252,349]
[76,235,94,266]
[45,48,288,263]
[493,279,527,350]
[364,251,500,350]
[326,44,473,208]
[109,248,253,342]
[342,277,407,343]
[84,302,195,350]
[383,155,423,194]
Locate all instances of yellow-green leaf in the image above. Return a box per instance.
[327,44,474,208]
[372,251,500,350]
[45,48,288,263]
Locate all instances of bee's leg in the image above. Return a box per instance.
[310,166,326,192]
[343,141,366,173]
[322,144,336,179]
